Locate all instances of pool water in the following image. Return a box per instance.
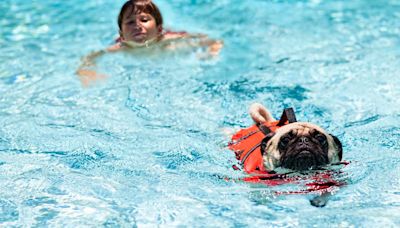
[1,0,400,226]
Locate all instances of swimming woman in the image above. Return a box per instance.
[77,0,223,86]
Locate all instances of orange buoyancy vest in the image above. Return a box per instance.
[228,108,297,173]
[228,108,349,194]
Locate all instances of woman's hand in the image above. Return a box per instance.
[208,40,223,56]
[76,45,121,87]
[77,69,107,87]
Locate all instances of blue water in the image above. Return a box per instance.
[1,0,400,226]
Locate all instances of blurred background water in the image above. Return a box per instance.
[0,0,400,226]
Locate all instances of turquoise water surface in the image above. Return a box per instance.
[1,0,400,226]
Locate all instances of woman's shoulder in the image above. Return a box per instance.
[162,31,190,41]
[106,42,124,52]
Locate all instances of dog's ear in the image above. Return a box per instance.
[261,133,275,155]
[330,134,343,161]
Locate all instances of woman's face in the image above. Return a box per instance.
[121,9,161,44]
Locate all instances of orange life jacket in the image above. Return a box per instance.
[228,108,349,194]
[228,108,297,173]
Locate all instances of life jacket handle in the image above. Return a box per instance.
[277,108,297,126]
[257,107,297,135]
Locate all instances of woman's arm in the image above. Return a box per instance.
[163,32,224,57]
[76,43,122,87]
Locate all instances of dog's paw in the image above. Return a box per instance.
[309,192,332,207]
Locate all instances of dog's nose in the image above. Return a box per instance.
[299,136,309,143]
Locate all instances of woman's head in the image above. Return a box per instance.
[118,0,163,44]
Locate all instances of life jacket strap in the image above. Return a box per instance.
[241,142,262,165]
[257,124,271,135]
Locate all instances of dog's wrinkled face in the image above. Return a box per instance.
[261,122,342,171]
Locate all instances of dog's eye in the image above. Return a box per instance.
[278,136,291,149]
[314,133,327,145]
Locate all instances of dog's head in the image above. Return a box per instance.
[261,122,342,171]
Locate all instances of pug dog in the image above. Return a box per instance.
[249,103,343,171]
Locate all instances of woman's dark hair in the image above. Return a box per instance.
[118,0,163,31]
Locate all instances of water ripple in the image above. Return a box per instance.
[0,199,19,223]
